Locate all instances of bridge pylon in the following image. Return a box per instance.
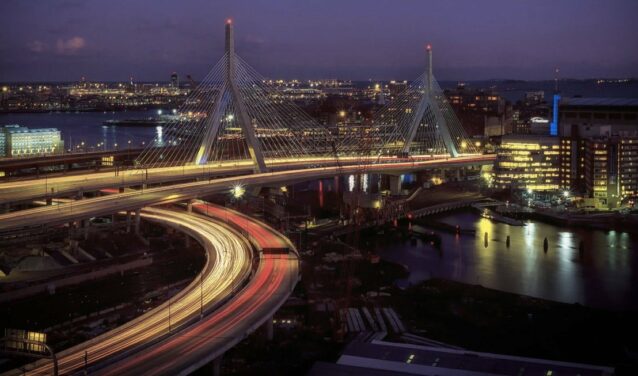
[136,20,337,172]
[367,44,476,158]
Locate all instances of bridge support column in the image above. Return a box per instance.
[111,214,116,228]
[205,354,223,376]
[83,219,89,240]
[389,175,401,196]
[187,200,193,213]
[77,190,84,200]
[126,211,131,233]
[46,197,52,206]
[134,208,141,235]
[265,316,274,341]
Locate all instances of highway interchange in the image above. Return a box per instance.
[0,155,490,374]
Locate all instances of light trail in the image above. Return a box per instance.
[97,201,298,375]
[191,201,289,250]
[5,208,253,376]
[0,155,495,233]
[0,154,491,205]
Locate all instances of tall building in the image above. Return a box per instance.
[494,135,562,191]
[0,125,64,157]
[558,98,638,138]
[582,136,638,209]
[555,97,638,206]
[171,72,179,88]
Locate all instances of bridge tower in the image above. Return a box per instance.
[402,44,459,157]
[195,20,267,172]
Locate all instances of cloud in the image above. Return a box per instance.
[27,40,46,53]
[56,36,86,55]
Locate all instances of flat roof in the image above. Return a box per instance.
[560,97,638,107]
[501,134,559,143]
[333,341,613,376]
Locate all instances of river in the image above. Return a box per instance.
[375,210,638,311]
[0,110,160,151]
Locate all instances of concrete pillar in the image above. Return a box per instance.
[187,201,193,213]
[111,214,116,228]
[83,219,89,240]
[46,197,52,206]
[389,175,401,196]
[77,190,84,200]
[134,208,141,235]
[126,211,131,233]
[185,233,191,248]
[209,354,222,376]
[265,316,274,341]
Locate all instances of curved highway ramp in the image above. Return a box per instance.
[3,206,298,376]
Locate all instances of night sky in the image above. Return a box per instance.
[1,0,637,82]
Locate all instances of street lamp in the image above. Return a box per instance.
[231,184,245,199]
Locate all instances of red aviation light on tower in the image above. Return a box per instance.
[426,44,432,51]
[226,18,232,25]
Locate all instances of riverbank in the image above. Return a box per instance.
[394,278,638,375]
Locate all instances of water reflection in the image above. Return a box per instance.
[377,210,638,311]
[348,175,355,192]
[156,126,163,146]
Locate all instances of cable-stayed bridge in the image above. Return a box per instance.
[136,20,339,172]
[135,21,479,173]
[0,20,491,210]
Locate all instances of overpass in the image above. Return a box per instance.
[0,155,494,235]
[5,205,298,375]
[0,154,493,206]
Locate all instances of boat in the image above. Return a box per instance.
[103,117,169,127]
[103,114,182,127]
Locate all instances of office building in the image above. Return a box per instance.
[582,136,638,209]
[1,125,64,157]
[554,97,638,207]
[494,135,562,191]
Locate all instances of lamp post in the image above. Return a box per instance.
[200,274,204,319]
[168,298,172,332]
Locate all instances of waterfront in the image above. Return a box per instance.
[0,110,160,151]
[373,210,638,311]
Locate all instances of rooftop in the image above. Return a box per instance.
[309,340,614,376]
[560,97,638,107]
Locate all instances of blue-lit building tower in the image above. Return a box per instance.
[549,68,560,136]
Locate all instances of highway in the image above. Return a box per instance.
[0,155,495,234]
[96,241,298,375]
[0,154,494,205]
[191,201,290,250]
[4,207,253,376]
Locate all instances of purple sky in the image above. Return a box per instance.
[1,0,637,82]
